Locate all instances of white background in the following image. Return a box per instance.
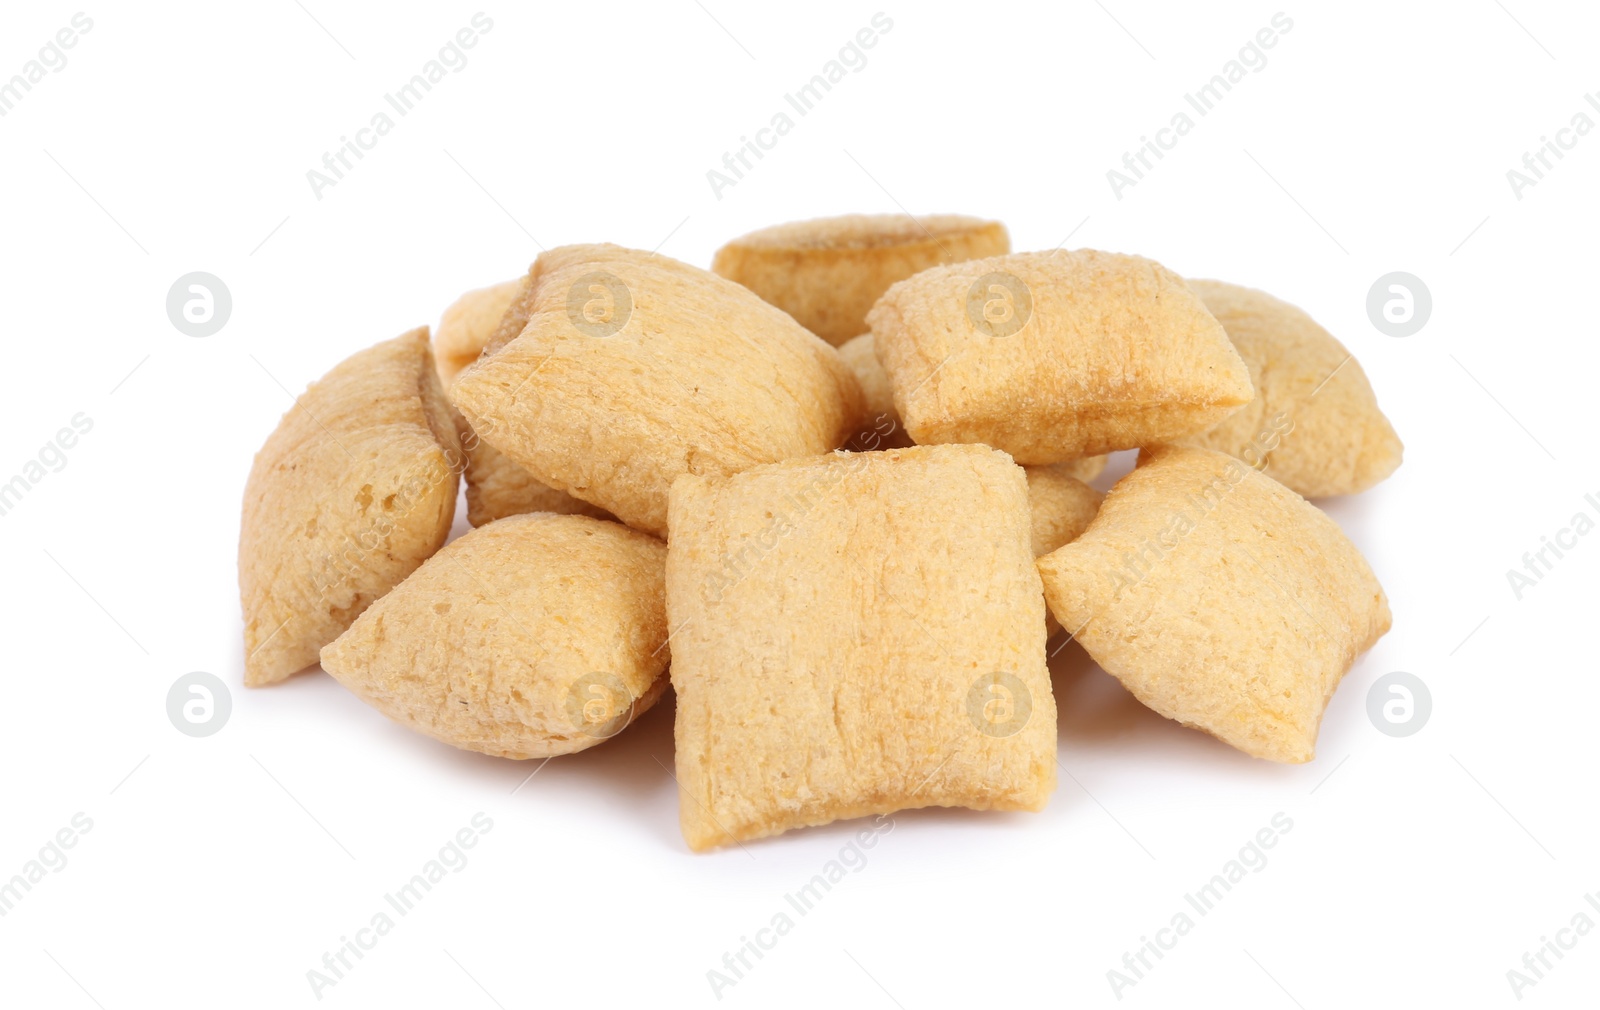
[2,1,1597,1007]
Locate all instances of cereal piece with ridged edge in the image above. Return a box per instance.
[238,328,461,686]
[441,276,620,528]
[712,213,1010,346]
[1026,464,1103,558]
[1035,446,1391,763]
[449,244,865,537]
[460,437,612,527]
[868,249,1253,463]
[432,277,522,385]
[1025,464,1103,636]
[665,443,1056,851]
[436,272,611,527]
[320,513,669,759]
[839,331,1109,480]
[1175,279,1403,498]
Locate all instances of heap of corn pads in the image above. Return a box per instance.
[239,214,1400,851]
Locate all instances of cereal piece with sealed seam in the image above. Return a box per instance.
[1035,445,1390,763]
[1176,279,1403,498]
[665,443,1055,851]
[320,512,668,759]
[238,327,461,687]
[433,277,522,385]
[450,243,865,537]
[868,248,1253,463]
[436,273,605,526]
[713,213,1010,346]
[839,331,1109,480]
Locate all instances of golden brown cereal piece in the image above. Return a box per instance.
[1035,446,1390,763]
[712,214,1010,346]
[320,513,668,758]
[239,328,461,687]
[450,244,865,537]
[1025,464,1103,636]
[433,278,522,385]
[1176,280,1403,498]
[868,249,1253,463]
[459,437,610,527]
[837,332,914,450]
[1025,465,1103,559]
[666,444,1056,851]
[839,332,1108,479]
[439,277,604,526]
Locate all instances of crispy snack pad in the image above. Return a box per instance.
[868,249,1253,462]
[1178,280,1403,498]
[665,444,1056,851]
[321,513,668,758]
[1036,446,1390,762]
[433,278,522,385]
[239,328,460,686]
[450,244,865,536]
[713,213,1010,345]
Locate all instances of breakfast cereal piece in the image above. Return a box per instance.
[441,275,603,525]
[712,213,1010,345]
[1176,279,1403,497]
[665,444,1055,851]
[460,437,611,527]
[321,513,668,758]
[450,244,865,537]
[839,332,1108,479]
[433,278,523,384]
[1035,446,1390,762]
[1025,465,1102,559]
[1024,465,1103,636]
[239,328,461,686]
[837,332,914,450]
[868,249,1253,463]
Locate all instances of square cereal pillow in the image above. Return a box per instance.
[867,249,1252,462]
[450,244,865,536]
[1036,446,1390,762]
[665,444,1056,851]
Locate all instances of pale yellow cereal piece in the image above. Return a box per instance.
[433,278,522,385]
[320,513,668,758]
[1025,465,1103,559]
[1036,446,1390,763]
[666,444,1056,851]
[713,213,1010,345]
[837,332,914,450]
[1176,279,1403,498]
[460,437,611,527]
[450,244,865,537]
[839,332,1108,478]
[239,328,461,686]
[1024,465,1103,636]
[441,275,609,526]
[868,249,1253,463]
